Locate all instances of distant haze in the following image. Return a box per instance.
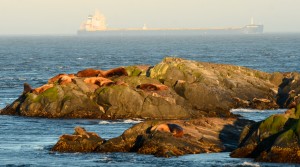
[0,0,299,35]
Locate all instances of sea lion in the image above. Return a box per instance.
[58,75,74,85]
[23,83,34,94]
[48,74,75,84]
[23,83,54,94]
[84,77,114,87]
[101,67,128,78]
[74,126,90,138]
[77,68,104,77]
[137,83,168,91]
[150,123,184,137]
[33,84,54,94]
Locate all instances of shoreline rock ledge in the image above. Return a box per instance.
[51,117,253,157]
[2,57,297,119]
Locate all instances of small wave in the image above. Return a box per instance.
[76,57,83,60]
[241,161,260,167]
[98,120,110,125]
[98,119,143,125]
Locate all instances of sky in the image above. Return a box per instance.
[0,0,299,35]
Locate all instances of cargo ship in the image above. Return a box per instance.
[77,10,263,35]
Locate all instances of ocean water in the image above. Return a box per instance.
[0,33,300,166]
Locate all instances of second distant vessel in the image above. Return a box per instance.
[78,10,263,35]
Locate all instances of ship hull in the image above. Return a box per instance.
[77,29,248,36]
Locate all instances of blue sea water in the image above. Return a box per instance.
[0,33,300,166]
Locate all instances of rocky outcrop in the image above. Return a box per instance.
[1,57,297,119]
[52,117,252,157]
[150,58,279,116]
[52,126,105,152]
[275,72,300,108]
[231,98,300,163]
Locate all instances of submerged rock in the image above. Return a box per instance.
[231,100,300,163]
[52,117,252,157]
[1,57,297,119]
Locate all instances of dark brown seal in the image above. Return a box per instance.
[101,67,128,77]
[137,83,168,91]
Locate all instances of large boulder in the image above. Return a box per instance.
[150,57,279,116]
[52,117,252,157]
[231,98,300,163]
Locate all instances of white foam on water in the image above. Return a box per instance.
[241,161,260,167]
[230,108,286,113]
[98,119,143,125]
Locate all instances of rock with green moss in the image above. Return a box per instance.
[150,57,279,116]
[1,57,299,119]
[1,81,104,118]
[231,102,300,163]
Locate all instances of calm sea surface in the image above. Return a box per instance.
[0,34,299,166]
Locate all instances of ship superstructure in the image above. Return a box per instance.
[79,10,107,31]
[78,10,263,35]
[242,17,264,34]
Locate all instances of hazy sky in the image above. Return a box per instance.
[0,0,299,35]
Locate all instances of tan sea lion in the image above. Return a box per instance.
[74,126,90,138]
[58,75,74,85]
[33,84,54,94]
[137,83,168,91]
[77,68,104,77]
[84,77,114,87]
[48,74,75,84]
[150,123,184,137]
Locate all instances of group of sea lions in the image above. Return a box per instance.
[22,67,128,95]
[23,67,169,95]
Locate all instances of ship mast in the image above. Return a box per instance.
[251,17,254,25]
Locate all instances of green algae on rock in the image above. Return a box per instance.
[231,100,300,163]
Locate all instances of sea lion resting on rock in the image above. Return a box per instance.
[59,126,99,141]
[76,67,128,78]
[137,83,168,91]
[100,67,128,78]
[33,84,54,94]
[76,68,103,77]
[23,83,54,94]
[48,74,75,84]
[84,77,114,87]
[150,123,184,137]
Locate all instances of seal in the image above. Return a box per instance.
[150,123,184,137]
[137,83,168,91]
[76,68,103,77]
[84,77,114,87]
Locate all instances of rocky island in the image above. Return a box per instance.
[1,57,300,162]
